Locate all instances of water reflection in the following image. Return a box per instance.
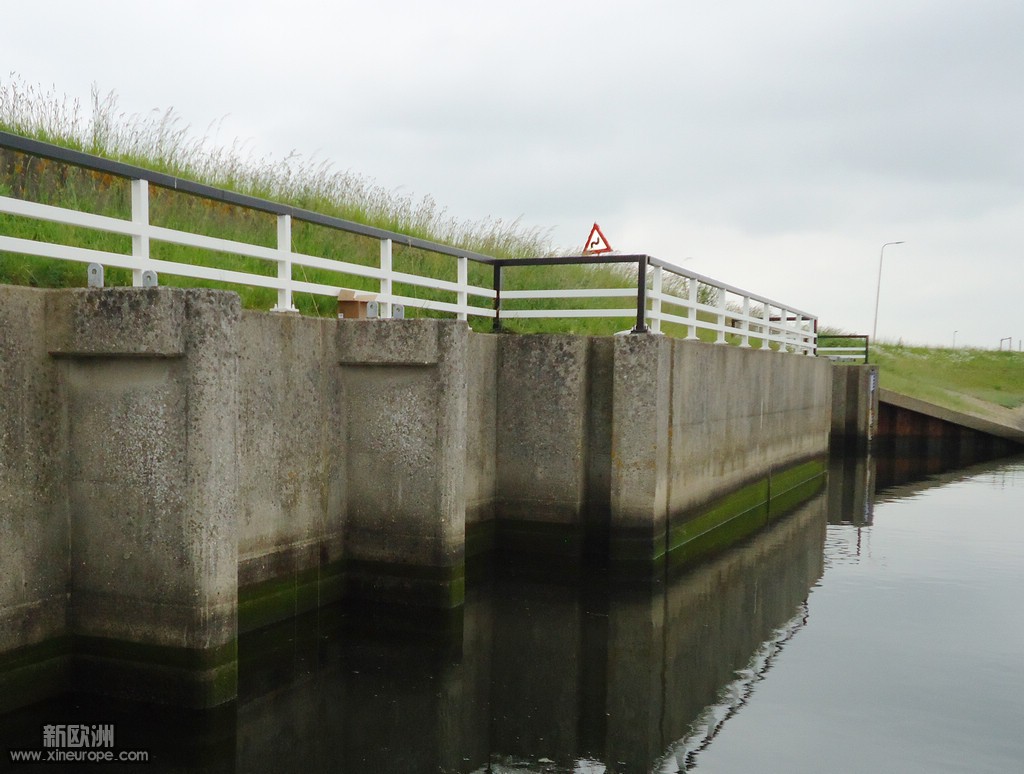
[7,451,1020,772]
[1,493,827,773]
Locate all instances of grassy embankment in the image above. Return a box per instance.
[0,78,724,338]
[5,82,1020,419]
[871,343,1024,427]
[0,78,775,341]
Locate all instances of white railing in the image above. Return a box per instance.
[817,335,869,363]
[646,258,817,353]
[0,131,817,353]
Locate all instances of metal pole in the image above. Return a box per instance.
[871,241,904,342]
[492,263,503,332]
[632,256,649,333]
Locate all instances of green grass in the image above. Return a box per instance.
[1,76,677,331]
[0,77,557,312]
[871,342,1024,420]
[0,75,800,346]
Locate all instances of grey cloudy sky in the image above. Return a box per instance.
[4,0,1023,347]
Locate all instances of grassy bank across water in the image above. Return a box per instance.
[872,342,1024,428]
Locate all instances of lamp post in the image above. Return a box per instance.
[872,241,905,342]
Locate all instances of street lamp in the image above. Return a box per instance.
[872,241,905,342]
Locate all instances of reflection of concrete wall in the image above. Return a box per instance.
[827,454,876,526]
[605,494,827,767]
[230,491,827,773]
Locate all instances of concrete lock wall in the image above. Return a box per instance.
[0,284,834,708]
[0,286,240,710]
[337,319,468,608]
[830,364,879,452]
[0,287,67,711]
[235,312,345,633]
[489,334,832,570]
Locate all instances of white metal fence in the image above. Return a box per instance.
[0,131,817,354]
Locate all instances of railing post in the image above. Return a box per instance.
[379,238,393,318]
[739,295,751,347]
[272,214,297,312]
[650,264,662,334]
[798,315,810,354]
[715,286,727,344]
[780,308,792,352]
[457,255,468,321]
[131,179,149,287]
[631,255,649,333]
[686,275,699,340]
[492,263,503,332]
[761,303,772,350]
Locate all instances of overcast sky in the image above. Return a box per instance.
[4,0,1022,347]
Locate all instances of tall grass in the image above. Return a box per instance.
[0,74,776,340]
[0,74,555,259]
[873,342,1024,419]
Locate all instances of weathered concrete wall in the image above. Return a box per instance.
[0,287,67,710]
[607,335,673,565]
[495,335,593,556]
[49,288,240,707]
[1,288,242,708]
[236,312,345,632]
[830,364,879,451]
[465,332,498,555]
[486,333,831,569]
[0,283,835,710]
[665,340,831,510]
[607,337,832,567]
[338,320,468,608]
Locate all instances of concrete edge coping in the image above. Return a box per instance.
[878,388,1024,444]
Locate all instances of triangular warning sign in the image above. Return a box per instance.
[582,223,613,255]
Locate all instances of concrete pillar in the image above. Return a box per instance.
[235,313,346,634]
[829,365,879,452]
[338,320,468,609]
[607,335,672,571]
[46,287,240,708]
[0,287,67,712]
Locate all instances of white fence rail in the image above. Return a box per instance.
[817,336,870,363]
[0,132,817,353]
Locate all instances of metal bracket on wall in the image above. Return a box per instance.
[87,263,104,288]
[141,270,159,288]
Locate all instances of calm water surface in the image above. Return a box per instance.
[3,454,1023,773]
[677,456,1024,774]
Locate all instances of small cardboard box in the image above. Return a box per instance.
[337,289,378,319]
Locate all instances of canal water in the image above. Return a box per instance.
[2,453,1023,773]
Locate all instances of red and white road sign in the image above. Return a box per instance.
[582,223,613,255]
